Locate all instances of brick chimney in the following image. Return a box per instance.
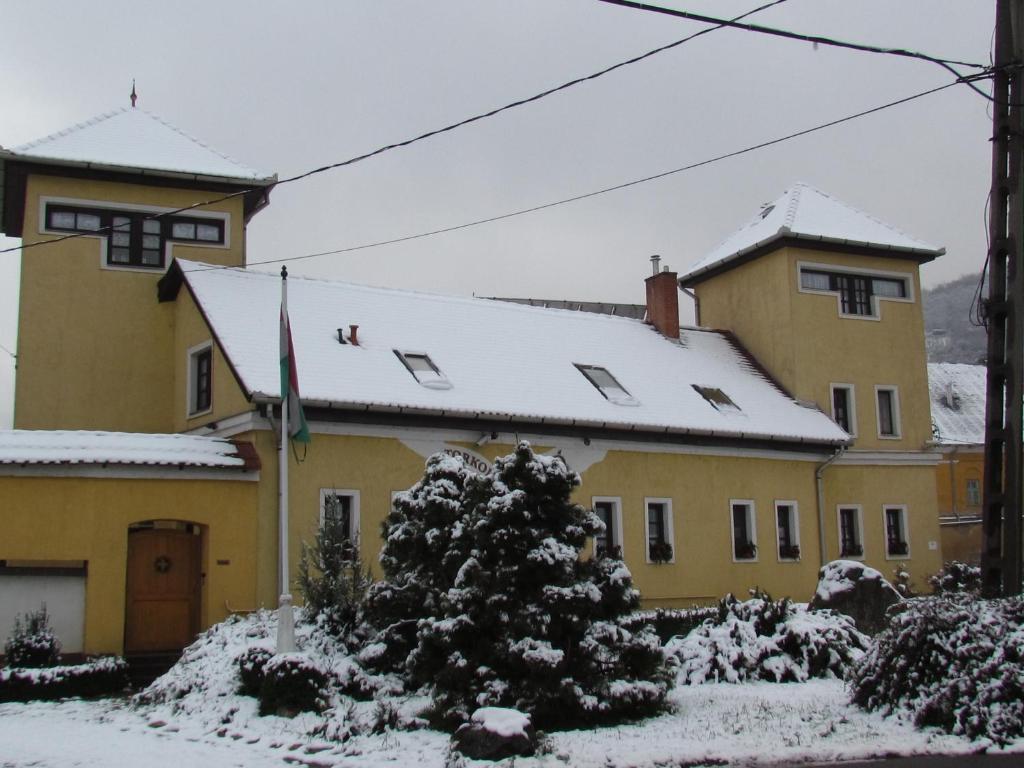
[645,255,679,339]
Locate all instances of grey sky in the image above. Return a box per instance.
[0,1,995,427]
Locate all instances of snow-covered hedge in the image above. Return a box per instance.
[850,594,1024,745]
[927,561,981,595]
[0,657,128,702]
[620,607,719,643]
[667,593,868,685]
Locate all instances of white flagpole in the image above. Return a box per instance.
[277,265,295,653]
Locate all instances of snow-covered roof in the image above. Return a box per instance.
[175,260,848,447]
[928,363,987,446]
[0,430,253,468]
[2,108,274,184]
[679,184,944,286]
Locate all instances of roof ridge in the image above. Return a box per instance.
[181,260,650,327]
[137,108,256,174]
[13,108,125,153]
[793,182,929,247]
[782,183,802,232]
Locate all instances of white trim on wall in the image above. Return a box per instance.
[643,497,675,564]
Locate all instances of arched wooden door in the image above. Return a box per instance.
[125,527,201,653]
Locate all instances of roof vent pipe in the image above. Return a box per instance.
[349,324,359,346]
[337,329,347,344]
[650,254,661,276]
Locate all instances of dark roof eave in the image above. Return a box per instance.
[0,149,277,188]
[249,393,847,452]
[678,232,945,288]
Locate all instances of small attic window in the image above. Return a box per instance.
[576,364,639,406]
[394,350,452,390]
[693,385,740,412]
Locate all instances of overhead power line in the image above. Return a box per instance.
[189,76,972,274]
[0,0,788,258]
[594,0,986,70]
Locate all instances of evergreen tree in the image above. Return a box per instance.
[361,452,477,672]
[298,510,371,639]
[397,442,672,729]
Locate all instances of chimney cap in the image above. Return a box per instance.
[650,254,661,276]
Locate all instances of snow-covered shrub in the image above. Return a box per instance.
[298,511,372,639]
[378,443,672,729]
[620,606,719,643]
[667,592,868,685]
[236,645,273,696]
[850,594,1024,744]
[927,560,981,595]
[0,657,128,701]
[362,453,477,673]
[258,653,329,716]
[4,604,61,668]
[892,563,916,597]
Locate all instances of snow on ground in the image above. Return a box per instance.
[2,679,1015,768]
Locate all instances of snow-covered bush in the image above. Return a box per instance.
[927,560,981,595]
[4,604,61,668]
[361,452,477,673]
[298,511,372,639]
[620,606,719,643]
[375,443,672,729]
[258,653,329,716]
[236,645,273,696]
[0,657,128,701]
[850,594,1024,744]
[667,592,868,685]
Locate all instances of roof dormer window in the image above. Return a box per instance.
[693,385,740,412]
[576,364,638,406]
[395,350,452,390]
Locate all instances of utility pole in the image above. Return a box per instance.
[982,0,1024,597]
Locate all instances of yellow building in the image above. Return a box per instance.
[1,110,947,658]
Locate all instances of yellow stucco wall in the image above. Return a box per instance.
[14,174,246,432]
[696,247,933,451]
[0,472,259,655]
[934,447,984,517]
[173,287,253,433]
[240,430,944,611]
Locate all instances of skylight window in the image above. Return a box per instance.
[693,385,740,412]
[576,364,639,406]
[394,350,452,390]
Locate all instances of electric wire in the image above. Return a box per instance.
[0,0,789,258]
[0,340,15,360]
[188,77,969,273]
[594,0,996,102]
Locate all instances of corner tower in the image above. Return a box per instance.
[0,106,275,431]
[679,184,944,454]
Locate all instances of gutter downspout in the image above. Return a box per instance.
[680,286,700,326]
[816,446,846,567]
[949,446,959,520]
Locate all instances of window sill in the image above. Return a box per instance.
[188,406,213,420]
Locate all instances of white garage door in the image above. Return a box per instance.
[0,571,86,655]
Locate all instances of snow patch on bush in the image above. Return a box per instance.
[667,593,868,685]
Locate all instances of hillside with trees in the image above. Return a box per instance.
[922,272,987,364]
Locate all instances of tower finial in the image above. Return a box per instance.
[130,79,137,108]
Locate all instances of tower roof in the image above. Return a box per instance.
[2,107,274,184]
[679,183,944,286]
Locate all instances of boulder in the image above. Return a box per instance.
[452,707,536,761]
[808,559,902,635]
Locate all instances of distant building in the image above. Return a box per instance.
[928,362,986,564]
[1,108,946,658]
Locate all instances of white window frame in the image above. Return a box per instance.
[394,350,453,390]
[829,383,857,437]
[186,341,213,418]
[965,477,981,507]
[591,496,624,557]
[875,385,902,439]
[774,500,800,562]
[39,195,231,274]
[730,499,758,562]
[644,497,675,564]
[837,504,865,560]
[796,260,914,321]
[882,504,911,561]
[319,488,361,544]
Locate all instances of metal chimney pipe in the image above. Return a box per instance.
[349,324,359,346]
[650,254,661,276]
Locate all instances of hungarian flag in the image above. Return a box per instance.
[280,304,310,444]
